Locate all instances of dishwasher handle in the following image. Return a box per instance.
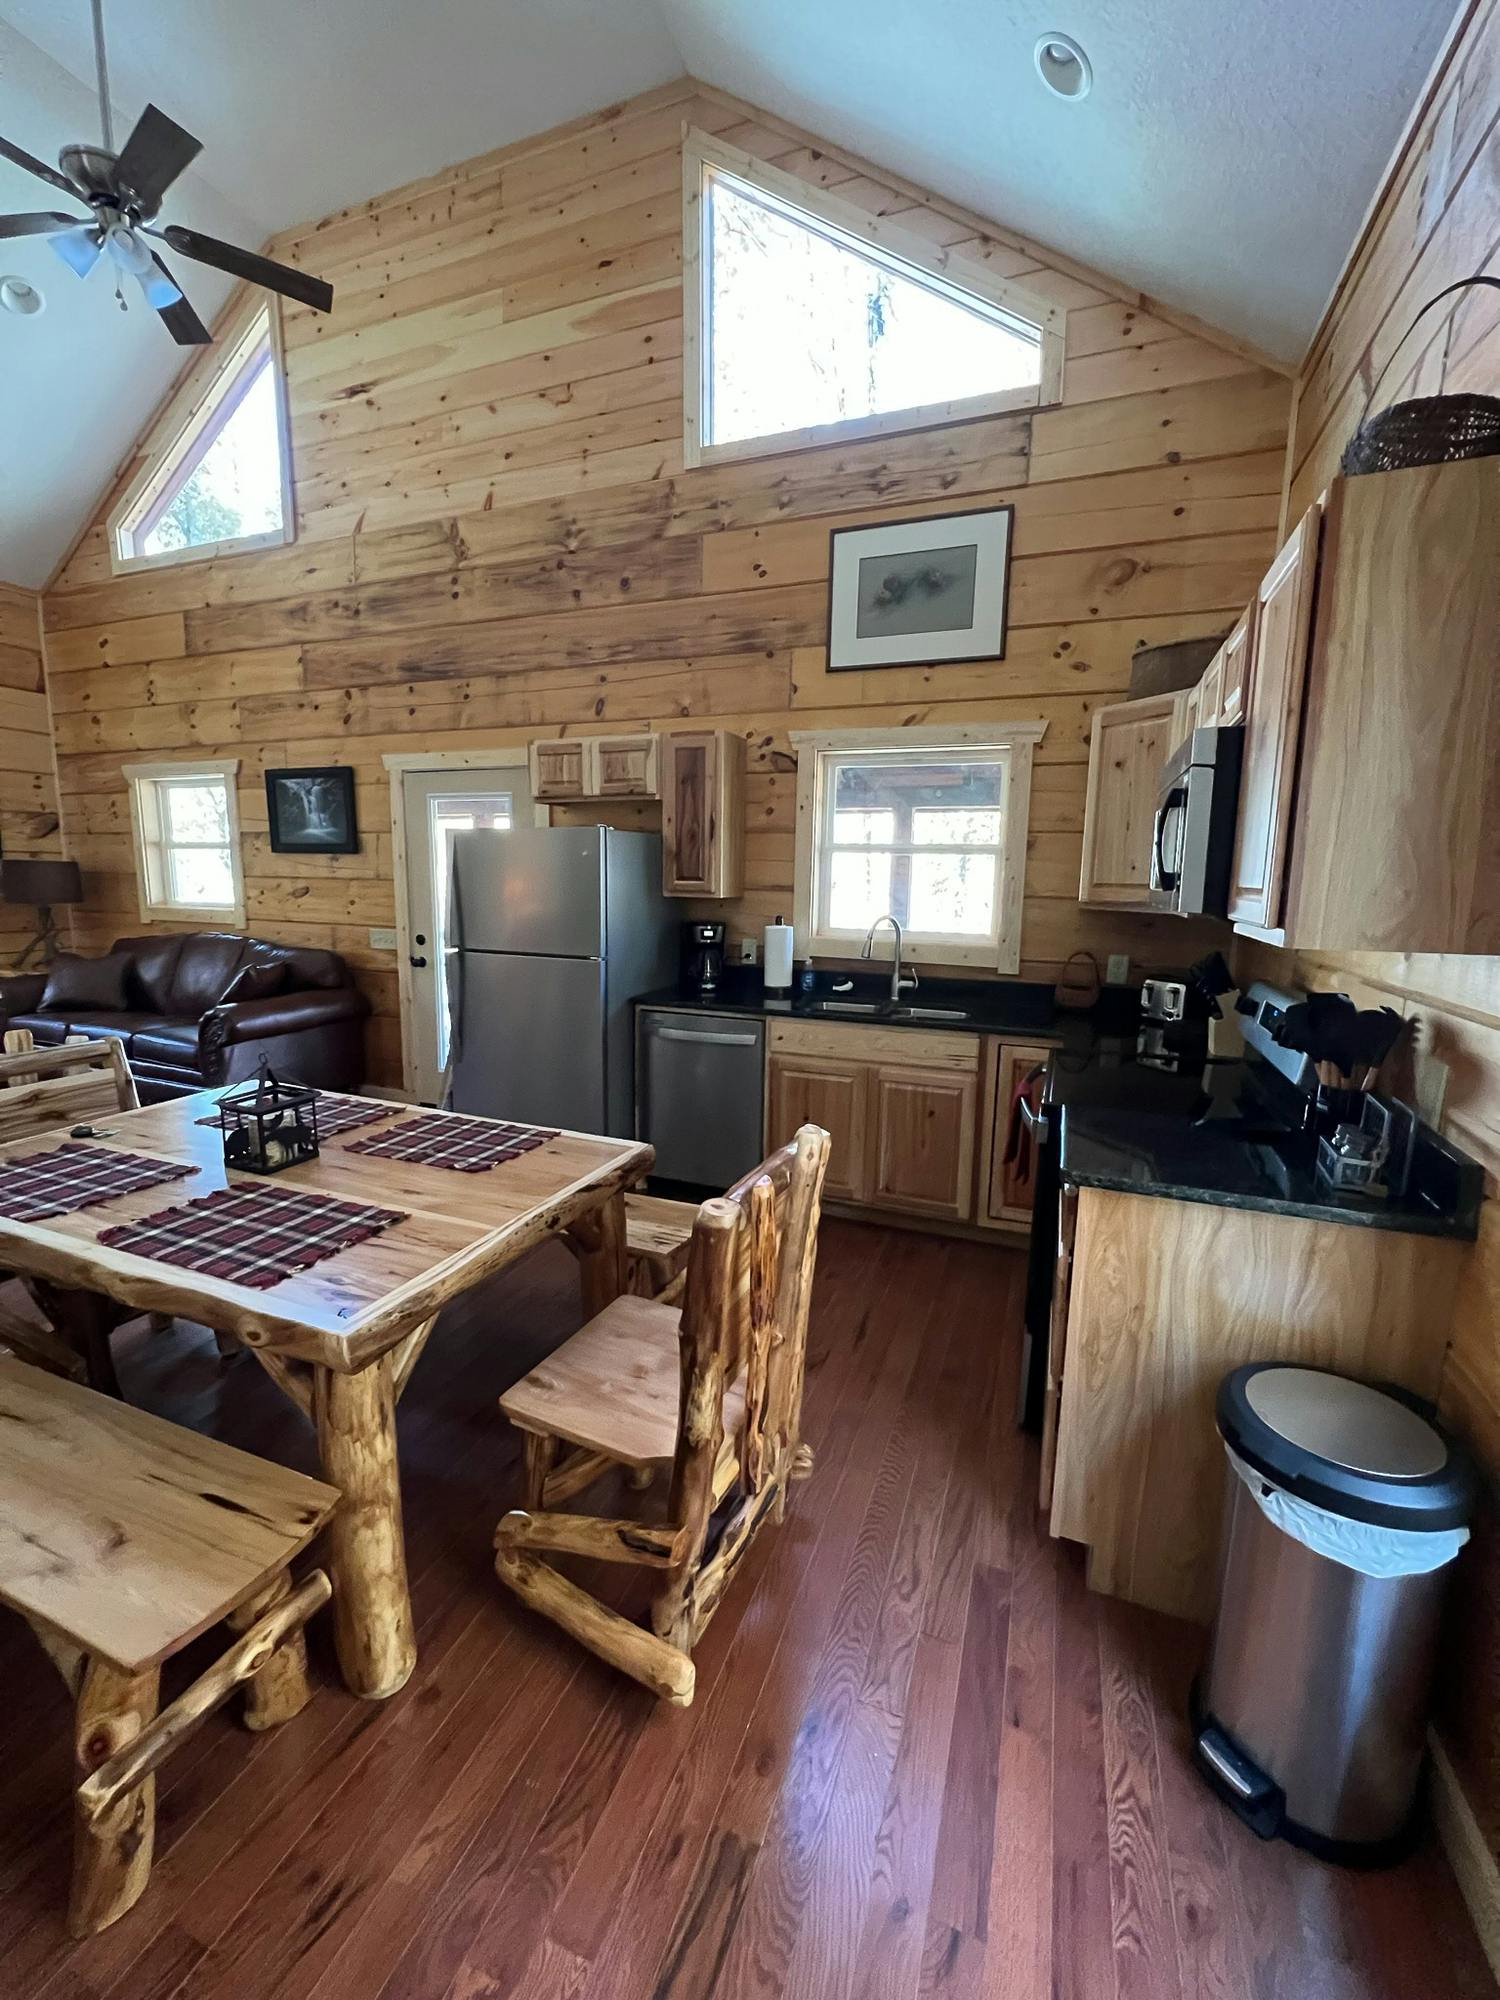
[652,1025,761,1048]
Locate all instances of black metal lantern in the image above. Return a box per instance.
[218,1059,320,1175]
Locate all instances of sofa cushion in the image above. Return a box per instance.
[40,951,130,1013]
[117,935,186,1013]
[131,1018,203,1066]
[221,958,288,1004]
[62,1011,172,1050]
[167,935,250,1017]
[3,1013,70,1048]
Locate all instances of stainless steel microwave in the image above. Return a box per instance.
[1150,725,1245,916]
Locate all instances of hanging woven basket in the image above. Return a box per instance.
[1340,274,1500,476]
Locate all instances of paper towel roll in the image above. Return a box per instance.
[763,917,795,993]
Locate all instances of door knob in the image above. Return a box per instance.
[409,954,428,968]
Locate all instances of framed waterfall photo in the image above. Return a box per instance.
[266,766,360,855]
[826,505,1013,671]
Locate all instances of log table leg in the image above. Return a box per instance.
[227,1568,315,1730]
[573,1189,626,1321]
[32,1284,121,1399]
[315,1357,415,1700]
[71,1657,159,1938]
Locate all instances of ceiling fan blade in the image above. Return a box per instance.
[48,224,104,278]
[0,132,83,198]
[152,258,211,344]
[158,223,333,314]
[112,103,202,212]
[0,210,84,238]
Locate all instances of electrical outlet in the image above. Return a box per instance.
[368,927,398,951]
[738,936,759,966]
[1106,953,1130,985]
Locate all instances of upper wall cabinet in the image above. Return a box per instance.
[661,730,745,899]
[1077,693,1180,909]
[1226,503,1321,930]
[530,734,659,803]
[1267,458,1500,953]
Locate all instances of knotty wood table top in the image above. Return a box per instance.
[0,1090,651,1370]
[0,1355,338,1672]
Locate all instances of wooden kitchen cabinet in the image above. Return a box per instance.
[1227,503,1322,930]
[868,1066,977,1221]
[976,1038,1054,1228]
[1077,692,1179,908]
[765,1020,978,1223]
[1048,1187,1466,1621]
[1216,605,1253,725]
[529,738,589,801]
[529,733,659,802]
[766,1052,871,1204]
[661,729,745,899]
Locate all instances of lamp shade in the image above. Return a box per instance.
[1,858,83,906]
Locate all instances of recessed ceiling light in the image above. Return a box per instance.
[0,276,46,316]
[1035,32,1093,100]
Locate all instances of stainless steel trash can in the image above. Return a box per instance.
[1193,1362,1474,1863]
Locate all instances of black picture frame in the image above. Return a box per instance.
[825,504,1014,672]
[265,766,359,855]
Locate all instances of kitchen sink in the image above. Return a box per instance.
[800,998,973,1024]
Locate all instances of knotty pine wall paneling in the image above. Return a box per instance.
[0,582,63,967]
[1237,0,1500,1886]
[40,76,1291,1089]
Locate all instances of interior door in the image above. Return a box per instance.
[401,766,524,1104]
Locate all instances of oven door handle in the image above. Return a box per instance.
[1019,1095,1050,1144]
[1152,786,1187,893]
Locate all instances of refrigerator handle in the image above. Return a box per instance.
[448,949,466,1059]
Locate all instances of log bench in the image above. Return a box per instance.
[0,1357,339,1935]
[623,1192,696,1301]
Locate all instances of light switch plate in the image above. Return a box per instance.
[368,927,398,950]
[1106,953,1130,985]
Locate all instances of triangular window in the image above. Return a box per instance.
[110,302,292,572]
[685,131,1062,466]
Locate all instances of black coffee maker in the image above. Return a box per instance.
[681,920,726,997]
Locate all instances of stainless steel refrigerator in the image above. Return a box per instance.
[446,826,674,1138]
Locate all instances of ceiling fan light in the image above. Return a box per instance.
[0,275,45,316]
[1034,31,1093,100]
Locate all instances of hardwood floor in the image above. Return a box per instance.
[1,1222,1493,1999]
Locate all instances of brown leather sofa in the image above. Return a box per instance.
[0,932,369,1100]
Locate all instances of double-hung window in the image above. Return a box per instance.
[791,726,1045,973]
[123,759,244,925]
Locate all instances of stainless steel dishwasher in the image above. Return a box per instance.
[637,1008,765,1188]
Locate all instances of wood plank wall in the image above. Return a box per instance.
[1241,0,1500,1874]
[38,77,1290,1086]
[0,581,63,966]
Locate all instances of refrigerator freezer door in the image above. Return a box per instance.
[449,951,607,1132]
[450,826,604,959]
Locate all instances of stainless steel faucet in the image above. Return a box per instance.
[861,913,918,1004]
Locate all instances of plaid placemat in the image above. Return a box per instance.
[98,1183,407,1290]
[0,1144,195,1222]
[196,1093,403,1139]
[345,1111,558,1173]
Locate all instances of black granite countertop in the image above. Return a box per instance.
[1059,1091,1482,1240]
[633,968,1119,1040]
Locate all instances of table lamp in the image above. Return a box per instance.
[1,857,83,967]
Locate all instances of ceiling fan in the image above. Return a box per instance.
[0,0,332,344]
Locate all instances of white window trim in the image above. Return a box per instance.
[107,295,295,577]
[790,724,1046,974]
[682,127,1065,471]
[123,757,245,926]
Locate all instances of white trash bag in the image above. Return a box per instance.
[1226,1445,1469,1580]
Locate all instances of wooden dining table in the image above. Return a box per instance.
[0,1089,651,1699]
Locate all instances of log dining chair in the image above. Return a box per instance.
[495,1123,830,1705]
[0,1032,155,1388]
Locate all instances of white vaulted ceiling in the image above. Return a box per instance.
[0,0,1458,587]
